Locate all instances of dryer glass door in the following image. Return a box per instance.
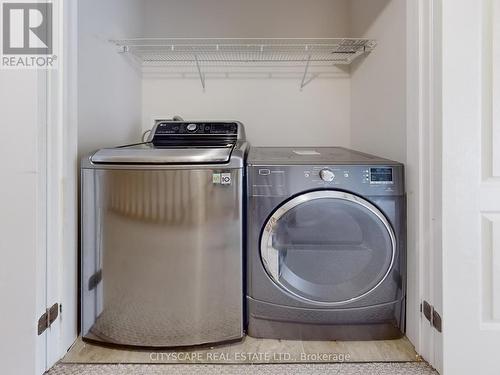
[260,190,396,305]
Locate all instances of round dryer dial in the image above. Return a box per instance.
[319,168,335,182]
[186,123,198,132]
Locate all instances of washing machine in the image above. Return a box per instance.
[81,120,247,347]
[246,147,406,340]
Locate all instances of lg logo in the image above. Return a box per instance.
[2,2,52,54]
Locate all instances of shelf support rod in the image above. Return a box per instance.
[194,55,206,91]
[300,55,312,91]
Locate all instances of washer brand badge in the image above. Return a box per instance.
[1,0,58,69]
[213,172,231,185]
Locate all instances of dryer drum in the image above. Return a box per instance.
[260,190,396,306]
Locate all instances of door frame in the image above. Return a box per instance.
[46,0,442,370]
[43,0,79,369]
[406,0,443,371]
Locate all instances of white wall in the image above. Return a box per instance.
[142,77,351,147]
[142,0,350,38]
[78,0,144,156]
[140,0,352,146]
[350,0,407,162]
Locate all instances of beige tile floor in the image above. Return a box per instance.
[62,335,419,364]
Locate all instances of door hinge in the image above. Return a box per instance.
[88,269,102,291]
[421,300,442,332]
[37,303,60,335]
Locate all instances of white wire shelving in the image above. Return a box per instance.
[111,38,377,90]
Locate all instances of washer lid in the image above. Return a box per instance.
[91,143,234,164]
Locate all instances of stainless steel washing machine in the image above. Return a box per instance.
[81,120,248,347]
[246,147,406,340]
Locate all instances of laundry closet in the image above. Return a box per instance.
[72,0,438,370]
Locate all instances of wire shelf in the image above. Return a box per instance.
[111,38,376,89]
[112,38,376,64]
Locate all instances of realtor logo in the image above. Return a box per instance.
[1,1,58,68]
[3,2,52,54]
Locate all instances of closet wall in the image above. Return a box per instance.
[349,0,414,346]
[78,0,143,157]
[78,0,407,155]
[78,0,408,156]
[350,0,407,162]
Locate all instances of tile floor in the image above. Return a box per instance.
[62,336,419,364]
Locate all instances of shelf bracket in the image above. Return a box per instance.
[194,55,206,91]
[118,45,129,54]
[300,55,312,91]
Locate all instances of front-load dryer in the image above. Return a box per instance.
[246,147,406,340]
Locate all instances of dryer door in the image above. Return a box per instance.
[260,190,396,305]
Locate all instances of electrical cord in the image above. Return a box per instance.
[142,115,184,142]
[141,129,152,143]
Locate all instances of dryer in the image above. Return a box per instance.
[246,147,406,340]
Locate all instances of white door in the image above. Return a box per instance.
[441,0,500,374]
[0,1,77,373]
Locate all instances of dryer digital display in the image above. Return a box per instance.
[370,167,393,184]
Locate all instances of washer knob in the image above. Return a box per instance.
[186,123,198,132]
[320,168,335,182]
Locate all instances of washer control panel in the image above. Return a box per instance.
[151,121,239,146]
[154,122,238,135]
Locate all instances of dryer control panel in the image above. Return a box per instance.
[249,165,404,197]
